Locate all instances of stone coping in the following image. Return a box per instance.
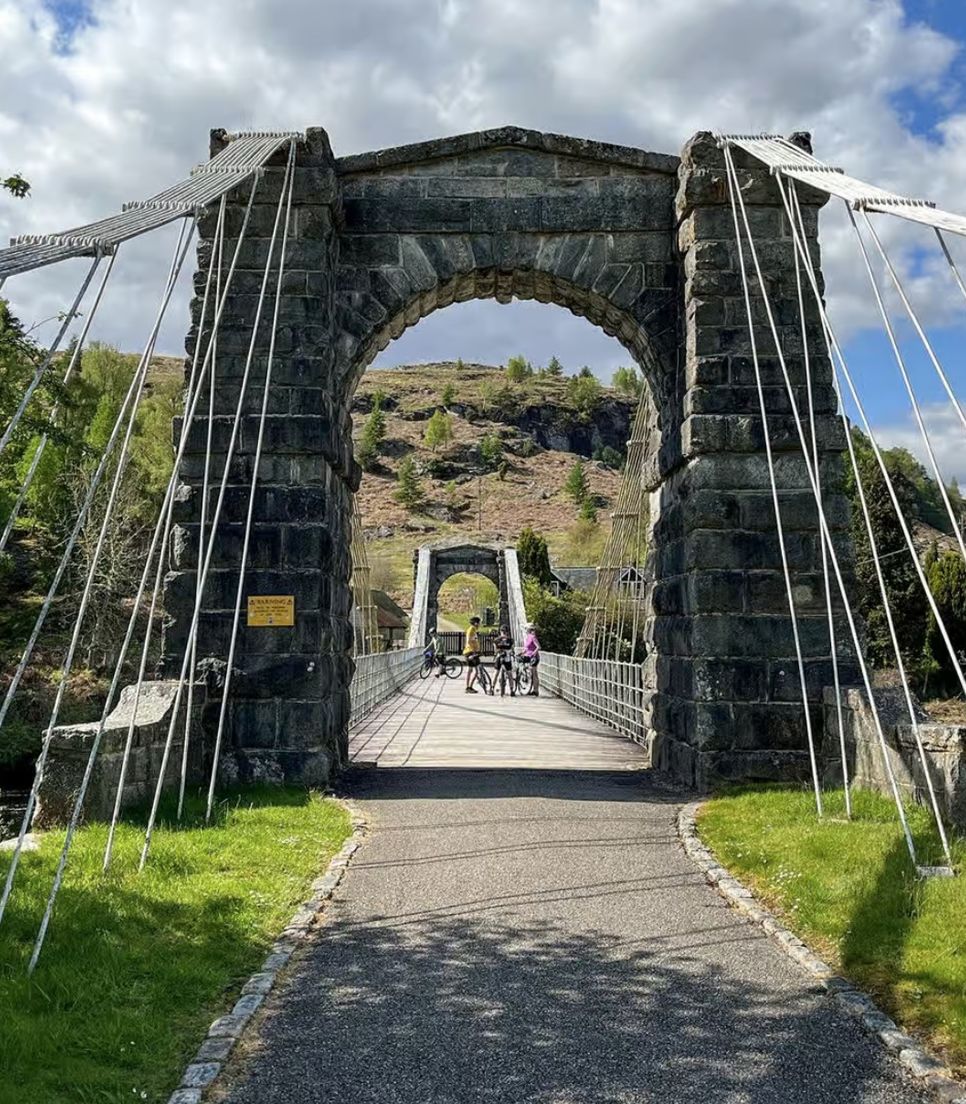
[165,798,367,1104]
[337,125,680,176]
[677,801,966,1103]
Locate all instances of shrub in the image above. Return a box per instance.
[441,381,456,406]
[523,578,588,655]
[593,445,624,469]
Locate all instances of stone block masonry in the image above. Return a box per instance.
[156,124,854,793]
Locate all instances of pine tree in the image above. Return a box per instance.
[424,409,454,452]
[441,381,456,406]
[357,398,386,472]
[543,355,563,377]
[394,456,424,510]
[564,458,589,505]
[518,526,553,586]
[579,497,598,523]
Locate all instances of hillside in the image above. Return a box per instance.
[352,362,637,606]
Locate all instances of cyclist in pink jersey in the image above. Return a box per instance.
[522,622,540,697]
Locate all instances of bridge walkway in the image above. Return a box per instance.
[222,679,930,1104]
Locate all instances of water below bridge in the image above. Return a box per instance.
[221,678,932,1104]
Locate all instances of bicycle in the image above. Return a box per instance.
[473,657,495,695]
[495,653,516,697]
[513,653,532,695]
[419,653,462,679]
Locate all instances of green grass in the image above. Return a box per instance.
[698,787,966,1074]
[0,786,351,1104]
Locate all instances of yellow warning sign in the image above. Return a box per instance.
[247,595,295,627]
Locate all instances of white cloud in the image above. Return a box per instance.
[876,401,966,485]
[3,0,966,375]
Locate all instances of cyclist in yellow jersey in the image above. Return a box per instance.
[463,616,482,693]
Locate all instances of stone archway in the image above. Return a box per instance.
[419,539,511,637]
[166,125,848,791]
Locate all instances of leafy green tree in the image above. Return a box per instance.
[441,381,456,407]
[517,526,553,587]
[478,379,497,414]
[424,409,454,452]
[2,174,29,199]
[522,577,588,654]
[925,550,966,694]
[847,427,927,668]
[566,373,602,420]
[357,396,387,472]
[612,366,640,397]
[505,354,532,383]
[478,433,503,470]
[564,458,589,506]
[394,456,424,510]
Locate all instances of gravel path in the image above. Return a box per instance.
[223,760,932,1103]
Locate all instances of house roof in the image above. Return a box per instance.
[551,566,598,592]
[372,589,408,630]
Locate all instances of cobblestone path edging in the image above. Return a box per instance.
[677,800,966,1103]
[165,797,367,1104]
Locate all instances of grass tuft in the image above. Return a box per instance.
[0,786,351,1104]
[698,786,966,1074]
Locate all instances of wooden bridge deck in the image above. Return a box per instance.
[348,674,648,770]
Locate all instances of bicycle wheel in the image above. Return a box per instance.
[516,664,531,692]
[443,657,463,679]
[418,658,433,679]
[498,666,507,696]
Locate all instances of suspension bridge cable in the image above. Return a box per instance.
[722,146,824,819]
[934,228,966,311]
[850,210,966,562]
[101,183,260,870]
[860,213,966,438]
[725,149,917,861]
[786,183,851,817]
[0,256,101,456]
[27,214,234,969]
[783,180,955,862]
[0,222,195,927]
[0,252,119,553]
[790,198,847,821]
[138,145,296,871]
[0,222,190,739]
[206,143,297,821]
[179,195,227,821]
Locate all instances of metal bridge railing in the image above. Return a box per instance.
[540,654,649,747]
[349,647,424,724]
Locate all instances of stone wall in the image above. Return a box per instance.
[823,686,966,829]
[34,682,204,828]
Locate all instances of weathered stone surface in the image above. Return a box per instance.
[153,125,852,792]
[34,682,204,828]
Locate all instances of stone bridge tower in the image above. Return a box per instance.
[165,125,847,791]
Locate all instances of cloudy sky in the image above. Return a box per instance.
[3,0,966,481]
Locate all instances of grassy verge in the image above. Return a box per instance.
[0,786,351,1104]
[698,787,966,1075]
